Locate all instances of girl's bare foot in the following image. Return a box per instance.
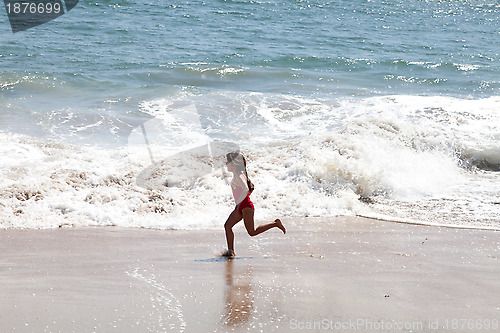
[275,219,286,234]
[221,249,235,258]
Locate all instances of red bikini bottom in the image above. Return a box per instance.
[237,195,254,213]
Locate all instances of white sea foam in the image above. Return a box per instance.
[1,94,499,229]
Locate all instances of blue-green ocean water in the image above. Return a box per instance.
[1,0,499,141]
[1,0,499,229]
[2,1,500,98]
[1,0,499,137]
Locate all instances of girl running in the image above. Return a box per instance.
[222,151,286,257]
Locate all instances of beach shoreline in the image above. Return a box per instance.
[1,216,499,332]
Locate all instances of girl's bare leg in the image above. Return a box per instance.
[224,209,243,254]
[242,208,286,236]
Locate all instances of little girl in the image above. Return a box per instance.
[223,151,286,257]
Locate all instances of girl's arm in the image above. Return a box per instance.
[233,174,249,204]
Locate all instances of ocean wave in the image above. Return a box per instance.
[0,73,58,91]
[1,93,499,229]
[0,131,364,229]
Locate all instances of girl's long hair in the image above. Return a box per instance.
[226,151,255,193]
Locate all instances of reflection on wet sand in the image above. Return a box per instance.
[222,260,254,327]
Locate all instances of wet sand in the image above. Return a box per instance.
[1,217,499,332]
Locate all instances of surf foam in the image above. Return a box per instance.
[1,94,499,229]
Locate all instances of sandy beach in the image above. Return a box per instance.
[1,216,499,332]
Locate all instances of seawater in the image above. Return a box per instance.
[1,0,499,229]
